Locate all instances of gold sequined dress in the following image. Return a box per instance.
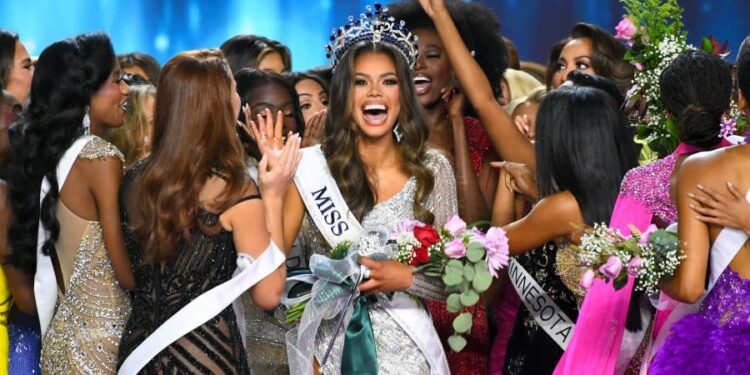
[40,136,131,374]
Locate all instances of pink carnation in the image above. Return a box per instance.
[614,17,637,46]
[444,239,467,259]
[484,227,509,278]
[444,215,467,236]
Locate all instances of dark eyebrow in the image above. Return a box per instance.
[298,93,312,97]
[21,57,31,65]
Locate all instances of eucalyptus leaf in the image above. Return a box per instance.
[466,242,485,262]
[472,271,492,292]
[447,334,467,352]
[460,289,479,306]
[442,270,463,286]
[453,312,473,334]
[463,263,476,281]
[447,293,462,313]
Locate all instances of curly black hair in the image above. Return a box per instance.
[388,0,508,99]
[659,50,732,149]
[6,32,116,273]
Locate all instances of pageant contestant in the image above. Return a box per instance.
[649,42,750,374]
[116,50,295,374]
[388,2,509,372]
[562,49,735,375]
[264,4,457,374]
[7,32,134,373]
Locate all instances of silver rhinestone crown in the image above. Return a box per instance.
[325,3,419,69]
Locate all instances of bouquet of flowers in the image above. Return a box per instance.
[615,0,688,160]
[392,216,509,351]
[284,216,510,352]
[574,223,685,294]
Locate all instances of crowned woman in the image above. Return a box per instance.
[249,4,457,375]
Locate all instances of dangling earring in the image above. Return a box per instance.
[82,106,91,135]
[392,122,403,143]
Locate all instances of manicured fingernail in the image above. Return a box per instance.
[697,184,704,189]
[689,204,695,209]
[688,193,695,198]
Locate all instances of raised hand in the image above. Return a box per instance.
[258,133,302,199]
[491,161,539,202]
[418,0,447,18]
[689,181,750,234]
[301,109,327,148]
[442,83,466,119]
[514,114,535,142]
[239,106,288,167]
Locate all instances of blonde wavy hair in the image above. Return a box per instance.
[107,83,156,167]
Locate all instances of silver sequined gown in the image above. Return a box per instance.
[301,149,458,375]
[40,137,131,374]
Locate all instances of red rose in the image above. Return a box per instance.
[410,246,430,266]
[414,225,440,248]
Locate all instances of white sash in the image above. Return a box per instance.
[293,146,450,375]
[35,135,95,336]
[508,258,576,350]
[293,146,365,245]
[118,242,286,375]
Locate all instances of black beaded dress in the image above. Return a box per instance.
[502,242,580,375]
[117,160,256,374]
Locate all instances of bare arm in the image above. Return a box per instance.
[86,157,134,290]
[421,0,536,170]
[449,93,490,221]
[501,191,584,256]
[659,160,711,303]
[223,136,301,310]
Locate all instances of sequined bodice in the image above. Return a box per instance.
[698,268,750,329]
[311,149,458,375]
[619,154,678,226]
[41,136,131,374]
[504,242,579,375]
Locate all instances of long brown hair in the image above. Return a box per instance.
[324,41,435,223]
[135,49,246,261]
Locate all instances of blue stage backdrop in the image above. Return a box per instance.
[1,0,747,71]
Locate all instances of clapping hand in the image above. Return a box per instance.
[301,109,327,148]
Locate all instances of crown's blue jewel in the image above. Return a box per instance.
[325,3,419,69]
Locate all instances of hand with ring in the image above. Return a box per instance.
[240,106,291,169]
